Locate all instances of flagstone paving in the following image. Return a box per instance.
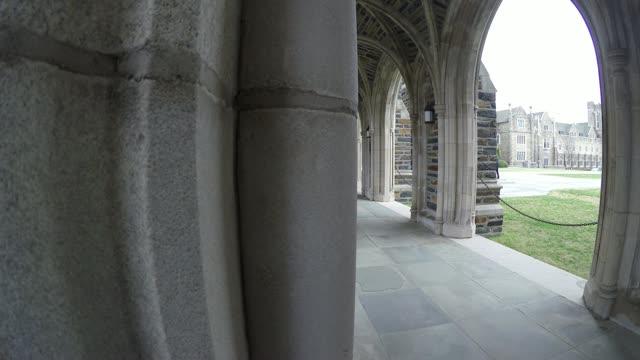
[354,200,640,360]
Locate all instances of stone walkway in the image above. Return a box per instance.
[354,199,640,360]
[499,171,601,197]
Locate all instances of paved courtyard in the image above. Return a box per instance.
[354,199,640,360]
[498,170,601,197]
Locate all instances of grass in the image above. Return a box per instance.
[541,173,601,180]
[488,188,601,279]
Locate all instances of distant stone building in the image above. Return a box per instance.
[497,103,603,169]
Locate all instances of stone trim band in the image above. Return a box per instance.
[236,87,358,117]
[0,27,117,76]
[1,27,233,107]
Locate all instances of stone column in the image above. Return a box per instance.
[236,0,358,359]
[410,112,420,220]
[434,104,446,234]
[362,129,373,198]
[372,117,394,202]
[357,118,363,194]
[442,100,477,239]
[584,49,632,318]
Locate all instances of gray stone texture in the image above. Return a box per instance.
[238,109,357,360]
[1,58,136,359]
[237,1,358,359]
[1,0,248,359]
[475,63,503,235]
[381,324,491,360]
[239,0,358,103]
[360,289,450,334]
[457,309,572,360]
[357,266,405,292]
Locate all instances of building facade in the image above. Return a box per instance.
[497,103,602,169]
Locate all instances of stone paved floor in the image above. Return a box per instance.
[354,199,640,360]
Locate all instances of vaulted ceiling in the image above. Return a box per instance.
[356,0,451,102]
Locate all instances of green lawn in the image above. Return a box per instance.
[542,173,601,180]
[488,188,601,279]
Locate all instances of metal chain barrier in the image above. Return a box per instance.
[477,174,598,227]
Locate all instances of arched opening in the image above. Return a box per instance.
[446,0,640,327]
[479,0,603,281]
[355,0,640,358]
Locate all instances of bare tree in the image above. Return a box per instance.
[560,136,577,169]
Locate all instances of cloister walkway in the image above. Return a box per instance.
[354,200,640,360]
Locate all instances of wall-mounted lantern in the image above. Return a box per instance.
[424,104,435,124]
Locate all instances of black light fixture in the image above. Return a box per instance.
[424,104,435,124]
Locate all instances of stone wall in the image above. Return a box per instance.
[395,118,412,171]
[1,1,248,359]
[475,65,504,236]
[394,96,413,205]
[425,117,439,214]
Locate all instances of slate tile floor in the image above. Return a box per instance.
[354,200,640,360]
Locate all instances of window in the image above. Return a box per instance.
[544,125,549,131]
[517,135,526,145]
[497,133,501,144]
[544,139,550,149]
[543,158,549,166]
[517,118,525,128]
[516,151,526,161]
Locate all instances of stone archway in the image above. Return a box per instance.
[442,0,640,323]
[356,0,437,211]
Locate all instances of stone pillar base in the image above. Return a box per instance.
[419,216,443,235]
[442,222,475,239]
[583,278,616,319]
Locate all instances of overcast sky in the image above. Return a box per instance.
[481,0,601,123]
